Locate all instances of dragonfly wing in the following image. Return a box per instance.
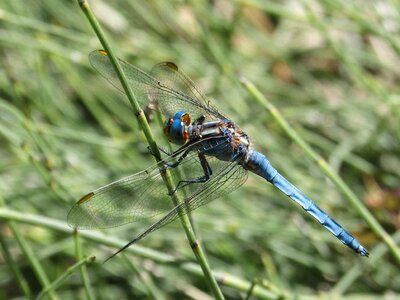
[88,50,156,107]
[150,62,225,121]
[88,50,221,121]
[67,137,245,230]
[114,144,248,246]
[67,164,172,229]
[67,140,201,229]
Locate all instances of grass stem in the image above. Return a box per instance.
[241,77,400,264]
[76,1,224,298]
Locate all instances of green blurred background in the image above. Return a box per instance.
[0,0,399,299]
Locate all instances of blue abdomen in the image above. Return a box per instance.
[244,149,368,256]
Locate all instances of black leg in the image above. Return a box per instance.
[147,146,162,160]
[147,145,175,161]
[158,146,172,156]
[170,153,212,195]
[193,115,205,125]
[163,149,191,169]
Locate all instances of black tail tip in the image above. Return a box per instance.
[358,245,369,257]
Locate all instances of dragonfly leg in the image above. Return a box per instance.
[170,153,212,195]
[193,115,205,125]
[146,145,177,160]
[163,149,191,169]
[158,146,172,156]
[146,145,163,160]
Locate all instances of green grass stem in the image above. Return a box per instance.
[240,77,400,264]
[10,221,58,300]
[76,1,223,298]
[0,207,280,299]
[0,220,31,298]
[74,230,95,300]
[37,256,95,300]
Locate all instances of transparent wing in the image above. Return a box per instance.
[88,50,222,122]
[67,137,247,230]
[68,163,170,230]
[133,157,248,241]
[150,62,225,121]
[106,154,248,259]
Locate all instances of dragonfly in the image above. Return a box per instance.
[68,50,369,260]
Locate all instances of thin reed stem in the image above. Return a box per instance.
[76,1,224,298]
[241,77,400,264]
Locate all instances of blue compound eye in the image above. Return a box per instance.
[173,111,191,125]
[163,111,191,145]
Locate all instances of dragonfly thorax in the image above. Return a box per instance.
[163,111,250,152]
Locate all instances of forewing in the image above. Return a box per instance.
[67,138,247,231]
[67,164,171,229]
[150,62,225,121]
[89,50,154,108]
[67,143,200,229]
[88,50,222,121]
[67,137,228,229]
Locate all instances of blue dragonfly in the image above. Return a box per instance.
[68,50,369,259]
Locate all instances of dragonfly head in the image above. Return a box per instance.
[163,111,191,145]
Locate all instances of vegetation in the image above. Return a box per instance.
[0,0,399,299]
